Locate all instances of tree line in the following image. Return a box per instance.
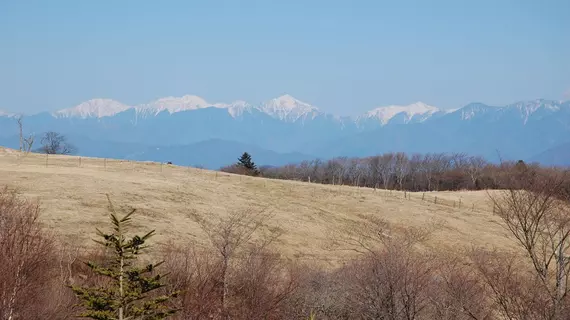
[251,152,567,192]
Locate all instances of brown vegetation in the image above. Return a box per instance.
[260,152,569,192]
[2,150,570,318]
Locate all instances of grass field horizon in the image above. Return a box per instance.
[0,147,514,263]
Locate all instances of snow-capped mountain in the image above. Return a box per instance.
[136,95,216,116]
[214,100,254,118]
[50,94,321,121]
[454,99,569,123]
[2,96,570,168]
[53,99,132,119]
[258,95,320,122]
[505,99,569,124]
[358,102,442,125]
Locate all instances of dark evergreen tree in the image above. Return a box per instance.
[237,152,259,175]
[70,195,178,320]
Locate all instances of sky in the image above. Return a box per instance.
[0,0,569,116]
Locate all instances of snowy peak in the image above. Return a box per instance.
[362,102,440,125]
[506,99,563,114]
[504,99,567,124]
[53,99,132,119]
[258,94,320,121]
[136,95,214,116]
[457,100,567,123]
[0,109,15,117]
[458,103,497,120]
[214,100,253,117]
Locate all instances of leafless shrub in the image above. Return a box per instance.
[336,239,436,319]
[469,249,562,320]
[161,245,221,319]
[428,253,493,320]
[229,245,299,319]
[220,164,256,176]
[0,188,77,319]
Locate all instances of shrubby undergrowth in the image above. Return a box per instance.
[1,164,570,319]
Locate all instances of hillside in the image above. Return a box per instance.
[529,141,570,167]
[0,148,513,262]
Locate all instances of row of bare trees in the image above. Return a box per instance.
[258,152,559,192]
[2,166,570,319]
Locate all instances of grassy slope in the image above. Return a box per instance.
[0,148,513,262]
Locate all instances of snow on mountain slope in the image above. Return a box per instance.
[214,100,254,117]
[136,95,214,116]
[458,103,498,120]
[505,99,566,124]
[258,94,320,122]
[54,99,132,119]
[0,110,15,117]
[456,100,567,123]
[360,102,440,125]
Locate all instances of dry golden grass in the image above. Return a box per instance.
[0,148,515,263]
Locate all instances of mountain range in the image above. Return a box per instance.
[1,95,569,168]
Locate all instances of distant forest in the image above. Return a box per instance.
[224,152,570,192]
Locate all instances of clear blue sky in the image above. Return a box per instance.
[1,0,569,115]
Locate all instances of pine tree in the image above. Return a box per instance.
[237,152,259,175]
[70,195,178,320]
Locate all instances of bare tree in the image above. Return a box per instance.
[466,156,487,189]
[394,152,410,190]
[325,215,441,320]
[16,117,34,154]
[489,169,570,319]
[189,208,280,319]
[17,117,23,152]
[39,131,76,155]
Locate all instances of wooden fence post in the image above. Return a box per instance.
[79,157,82,167]
[45,153,48,167]
[434,196,438,204]
[422,193,425,201]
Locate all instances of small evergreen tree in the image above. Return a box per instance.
[237,152,259,175]
[70,195,178,320]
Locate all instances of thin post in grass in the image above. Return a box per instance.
[422,193,425,201]
[459,198,462,209]
[104,158,107,171]
[434,196,438,204]
[78,156,82,167]
[45,153,48,167]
